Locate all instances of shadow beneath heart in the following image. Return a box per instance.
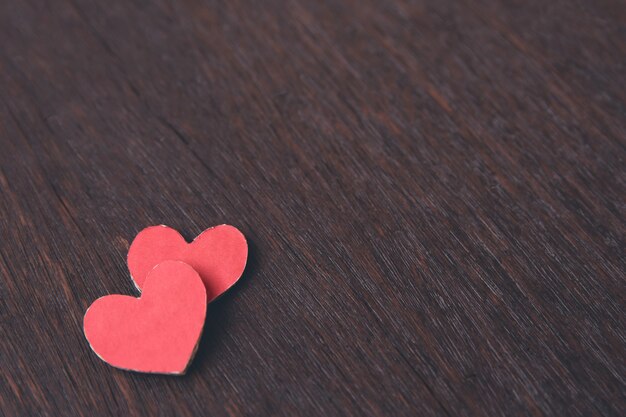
[185,238,258,374]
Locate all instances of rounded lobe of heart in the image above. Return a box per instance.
[127,224,248,302]
[83,261,207,374]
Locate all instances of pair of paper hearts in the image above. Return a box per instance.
[83,225,247,375]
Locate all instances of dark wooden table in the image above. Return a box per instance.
[1,1,624,416]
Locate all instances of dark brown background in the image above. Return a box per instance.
[1,0,624,416]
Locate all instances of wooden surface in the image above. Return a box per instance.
[1,0,624,416]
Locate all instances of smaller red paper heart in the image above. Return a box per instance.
[127,224,247,302]
[83,261,207,374]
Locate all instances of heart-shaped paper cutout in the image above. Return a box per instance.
[83,261,207,374]
[127,224,248,302]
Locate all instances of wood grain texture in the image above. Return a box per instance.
[1,0,624,416]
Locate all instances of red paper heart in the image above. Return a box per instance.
[127,224,248,302]
[83,261,207,374]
